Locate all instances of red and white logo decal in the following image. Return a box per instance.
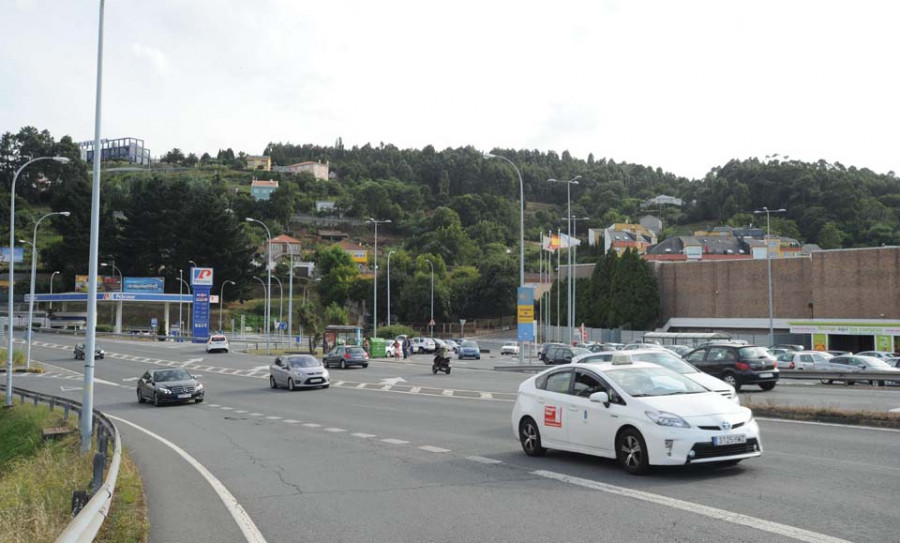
[191,267,214,286]
[544,405,562,428]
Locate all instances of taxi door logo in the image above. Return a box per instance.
[544,405,562,428]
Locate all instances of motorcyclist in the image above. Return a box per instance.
[434,343,450,365]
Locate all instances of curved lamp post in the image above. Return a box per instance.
[24,211,71,369]
[218,280,235,332]
[6,156,69,407]
[483,152,525,364]
[367,218,391,338]
[246,217,272,355]
[562,215,589,340]
[49,270,60,310]
[753,206,787,346]
[272,275,283,344]
[176,273,192,338]
[100,260,123,334]
[425,259,434,337]
[252,276,267,339]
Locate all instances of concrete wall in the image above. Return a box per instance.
[656,247,900,322]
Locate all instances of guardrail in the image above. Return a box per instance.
[777,369,900,383]
[0,385,122,543]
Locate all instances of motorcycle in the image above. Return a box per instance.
[432,353,451,374]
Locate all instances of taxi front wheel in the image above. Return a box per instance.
[617,428,649,475]
[519,417,547,457]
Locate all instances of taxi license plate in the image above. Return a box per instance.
[177,393,191,399]
[759,373,773,378]
[713,434,746,446]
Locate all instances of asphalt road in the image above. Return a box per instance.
[6,332,900,543]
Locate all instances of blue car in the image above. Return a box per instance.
[458,340,480,360]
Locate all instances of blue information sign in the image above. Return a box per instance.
[192,287,211,343]
[517,286,535,342]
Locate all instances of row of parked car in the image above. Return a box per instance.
[537,340,900,391]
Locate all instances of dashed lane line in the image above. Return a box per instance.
[418,446,451,453]
[381,438,409,445]
[352,433,377,438]
[466,456,503,465]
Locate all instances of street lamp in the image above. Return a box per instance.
[49,270,60,310]
[284,242,296,344]
[246,217,272,355]
[425,259,434,337]
[753,207,787,346]
[218,280,235,332]
[367,218,391,338]
[6,155,69,407]
[387,250,396,327]
[548,176,581,345]
[176,270,192,339]
[484,152,526,364]
[100,260,123,334]
[253,277,266,338]
[23,211,71,369]
[272,275,284,343]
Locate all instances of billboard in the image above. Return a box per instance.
[0,247,24,263]
[75,275,122,293]
[124,277,164,294]
[191,267,214,286]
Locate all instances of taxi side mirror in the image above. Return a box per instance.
[589,391,610,406]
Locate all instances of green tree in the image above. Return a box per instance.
[608,249,659,329]
[315,246,359,307]
[162,148,186,164]
[585,249,617,327]
[323,302,349,325]
[816,222,844,249]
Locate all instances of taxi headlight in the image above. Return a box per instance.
[645,410,690,428]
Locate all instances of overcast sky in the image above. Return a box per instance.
[2,0,898,179]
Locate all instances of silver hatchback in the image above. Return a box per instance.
[270,355,330,390]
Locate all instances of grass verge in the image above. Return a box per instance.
[742,398,900,429]
[0,403,92,543]
[96,449,149,543]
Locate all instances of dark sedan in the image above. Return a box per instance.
[74,343,105,360]
[136,368,204,406]
[323,345,369,369]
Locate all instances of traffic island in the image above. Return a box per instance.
[741,398,900,429]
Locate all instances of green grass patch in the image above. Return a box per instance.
[0,403,93,543]
[96,449,149,543]
[742,397,900,429]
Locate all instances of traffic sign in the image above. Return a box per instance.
[429,318,436,326]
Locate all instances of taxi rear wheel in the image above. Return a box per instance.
[519,417,546,457]
[617,428,649,475]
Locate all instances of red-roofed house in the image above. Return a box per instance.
[270,234,301,261]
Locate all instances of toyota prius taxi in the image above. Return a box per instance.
[511,359,762,474]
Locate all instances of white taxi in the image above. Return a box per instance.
[511,359,762,474]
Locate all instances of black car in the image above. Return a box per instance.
[74,343,105,360]
[137,368,204,406]
[543,345,590,365]
[323,345,369,369]
[538,343,565,362]
[685,344,778,391]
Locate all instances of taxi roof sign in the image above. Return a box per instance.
[611,353,634,365]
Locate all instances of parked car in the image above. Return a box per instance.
[500,343,520,356]
[685,344,778,391]
[815,355,900,385]
[770,344,805,352]
[576,349,739,403]
[136,368,204,406]
[663,345,693,357]
[206,334,229,353]
[775,350,831,370]
[444,339,460,353]
[74,343,105,360]
[603,343,626,351]
[767,347,791,357]
[511,361,761,474]
[410,337,436,354]
[854,351,896,360]
[270,355,329,390]
[543,345,590,365]
[323,345,369,369]
[458,340,481,360]
[887,357,900,368]
[623,342,666,351]
[539,343,565,362]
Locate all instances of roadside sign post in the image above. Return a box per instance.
[459,319,466,338]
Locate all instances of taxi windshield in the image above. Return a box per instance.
[605,367,707,397]
[631,352,696,374]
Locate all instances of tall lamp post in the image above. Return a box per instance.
[284,242,296,345]
[386,250,396,327]
[484,152,526,364]
[252,277,266,339]
[6,155,69,407]
[548,176,581,345]
[176,273,192,339]
[219,280,235,332]
[425,259,434,336]
[100,260,123,334]
[753,206,787,347]
[367,218,391,338]
[564,215,589,339]
[49,270,60,310]
[272,275,283,344]
[23,211,71,369]
[246,217,272,355]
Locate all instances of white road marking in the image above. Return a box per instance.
[235,410,247,414]
[479,392,493,399]
[757,416,900,433]
[265,416,282,420]
[533,470,852,543]
[466,456,502,465]
[324,428,346,433]
[60,386,82,392]
[441,390,453,397]
[379,377,407,386]
[409,386,421,394]
[355,383,367,389]
[109,415,268,543]
[95,377,121,387]
[283,419,301,424]
[249,413,264,417]
[352,433,376,438]
[418,446,451,453]
[209,404,221,407]
[380,438,409,445]
[302,423,321,428]
[221,407,234,411]
[122,377,139,382]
